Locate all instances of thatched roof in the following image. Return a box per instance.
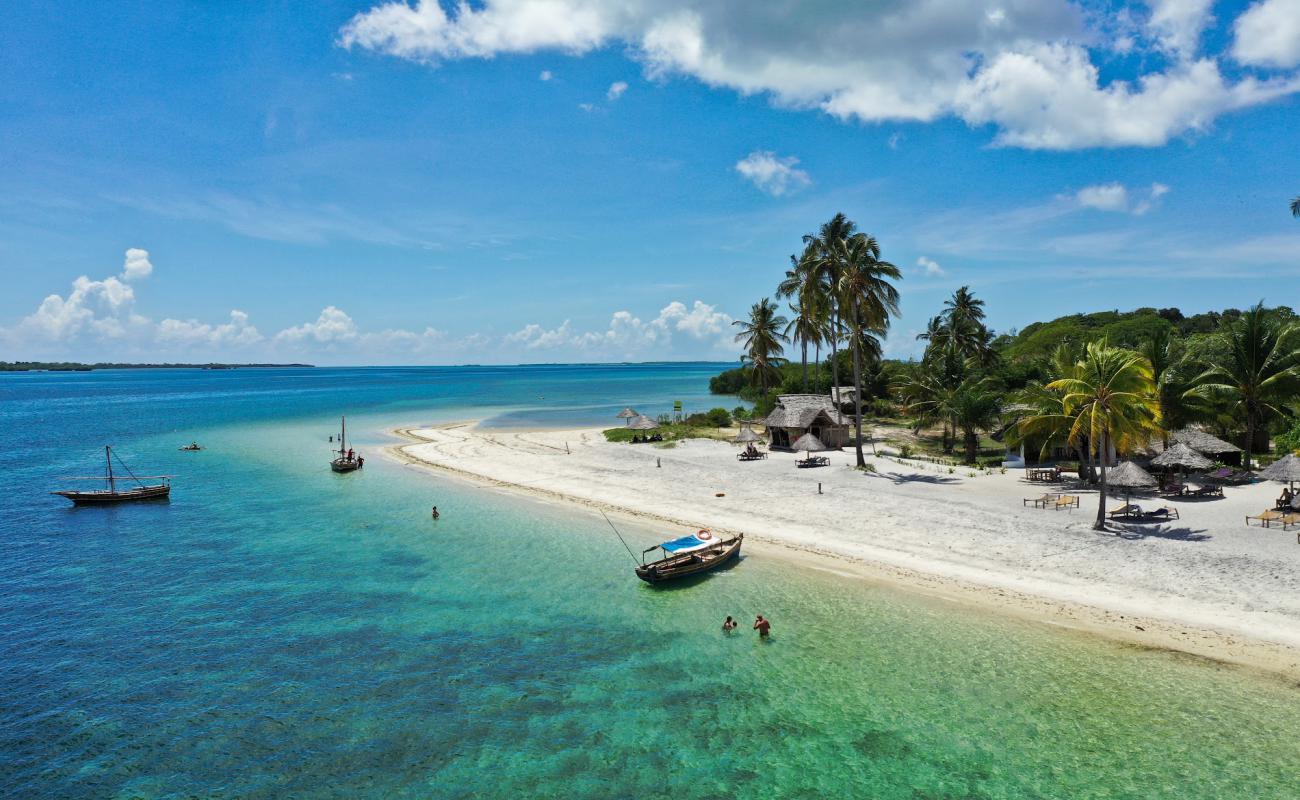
[1259,453,1300,483]
[791,432,830,452]
[1106,461,1157,488]
[616,407,638,419]
[1146,427,1241,455]
[764,394,848,429]
[628,415,659,430]
[1150,442,1213,470]
[733,427,762,444]
[830,386,856,404]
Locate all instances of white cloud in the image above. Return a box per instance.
[338,0,1300,151]
[916,256,945,276]
[1233,0,1300,68]
[506,300,734,353]
[122,248,153,282]
[539,69,553,80]
[275,306,360,344]
[734,151,811,197]
[578,102,595,112]
[158,310,263,347]
[607,80,628,100]
[1133,182,1171,215]
[1075,182,1130,212]
[1147,0,1215,58]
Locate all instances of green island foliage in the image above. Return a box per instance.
[602,410,736,445]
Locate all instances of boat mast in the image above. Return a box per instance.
[105,445,116,494]
[341,416,347,456]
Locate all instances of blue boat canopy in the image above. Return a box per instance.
[659,530,721,554]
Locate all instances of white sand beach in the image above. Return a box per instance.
[390,422,1300,677]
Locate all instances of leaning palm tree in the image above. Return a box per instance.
[1022,341,1159,530]
[836,232,901,467]
[1187,302,1300,469]
[1291,196,1300,217]
[777,242,827,390]
[733,298,789,396]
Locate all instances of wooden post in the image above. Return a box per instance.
[657,457,661,468]
[818,482,822,494]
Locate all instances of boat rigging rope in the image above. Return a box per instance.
[600,510,641,565]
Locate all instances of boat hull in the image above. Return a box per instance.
[635,535,742,584]
[53,484,171,505]
[331,459,360,473]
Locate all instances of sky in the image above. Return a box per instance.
[1,0,1299,365]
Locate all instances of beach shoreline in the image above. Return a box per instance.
[386,422,1300,681]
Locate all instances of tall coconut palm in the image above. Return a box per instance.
[733,298,789,396]
[806,212,858,394]
[1187,302,1300,469]
[836,232,901,467]
[1022,341,1159,530]
[1291,196,1300,217]
[777,242,827,390]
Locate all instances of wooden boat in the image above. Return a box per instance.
[179,442,202,451]
[635,530,742,584]
[53,446,171,505]
[330,416,363,473]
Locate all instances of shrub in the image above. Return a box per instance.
[705,408,733,428]
[1275,420,1300,455]
[899,444,913,459]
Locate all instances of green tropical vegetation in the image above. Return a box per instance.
[711,213,1300,480]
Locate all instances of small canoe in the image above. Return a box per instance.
[635,530,742,584]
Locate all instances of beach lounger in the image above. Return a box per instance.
[796,456,829,468]
[1142,506,1180,521]
[1190,484,1223,498]
[1246,509,1285,528]
[1107,503,1140,519]
[1282,513,1300,532]
[1158,484,1185,498]
[1053,495,1080,510]
[1024,494,1055,508]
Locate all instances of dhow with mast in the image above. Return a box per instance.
[53,446,171,504]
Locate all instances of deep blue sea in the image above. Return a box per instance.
[3,364,1299,799]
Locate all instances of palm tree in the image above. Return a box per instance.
[1291,196,1300,217]
[733,298,790,396]
[1022,341,1159,530]
[836,232,901,467]
[1187,302,1300,469]
[777,242,826,390]
[951,377,1003,464]
[806,213,858,394]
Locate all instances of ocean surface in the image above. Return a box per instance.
[2,364,1298,799]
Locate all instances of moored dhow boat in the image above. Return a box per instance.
[331,415,363,473]
[635,529,742,584]
[179,442,202,451]
[53,446,171,505]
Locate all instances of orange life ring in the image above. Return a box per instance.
[697,530,713,540]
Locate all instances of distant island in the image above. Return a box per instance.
[0,362,314,372]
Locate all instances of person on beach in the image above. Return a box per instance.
[753,615,771,638]
[431,506,440,520]
[723,616,737,633]
[1278,487,1293,509]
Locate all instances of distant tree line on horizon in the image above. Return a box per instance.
[718,210,1300,530]
[0,361,315,371]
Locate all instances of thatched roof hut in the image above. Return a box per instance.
[1107,461,1157,489]
[616,407,639,423]
[763,394,848,450]
[1150,442,1214,471]
[628,415,659,431]
[733,427,762,444]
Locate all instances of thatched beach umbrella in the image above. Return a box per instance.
[617,407,639,427]
[1259,453,1300,491]
[628,415,659,431]
[733,427,762,444]
[1150,441,1213,486]
[790,432,829,456]
[1106,460,1157,508]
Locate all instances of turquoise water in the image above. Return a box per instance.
[3,366,1299,798]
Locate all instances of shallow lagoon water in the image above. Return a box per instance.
[2,366,1298,798]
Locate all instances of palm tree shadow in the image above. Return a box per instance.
[864,472,962,486]
[1111,524,1211,542]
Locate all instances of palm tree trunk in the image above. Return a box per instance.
[964,427,977,464]
[1094,431,1109,531]
[801,340,808,391]
[851,306,865,467]
[1244,416,1255,471]
[830,311,840,396]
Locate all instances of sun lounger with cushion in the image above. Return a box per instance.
[1053,495,1080,510]
[1246,509,1286,527]
[796,456,829,468]
[1107,503,1140,519]
[1142,506,1180,521]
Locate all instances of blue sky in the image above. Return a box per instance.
[2,0,1299,365]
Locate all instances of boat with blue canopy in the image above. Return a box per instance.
[634,529,742,584]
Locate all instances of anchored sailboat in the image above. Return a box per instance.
[331,416,363,473]
[634,530,742,584]
[53,446,171,504]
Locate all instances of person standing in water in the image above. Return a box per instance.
[722,616,737,633]
[753,615,771,638]
[431,506,440,520]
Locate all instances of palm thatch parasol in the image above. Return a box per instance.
[790,432,829,455]
[617,407,639,426]
[1259,453,1300,491]
[1150,441,1213,486]
[628,415,659,431]
[1106,460,1158,507]
[733,427,762,444]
